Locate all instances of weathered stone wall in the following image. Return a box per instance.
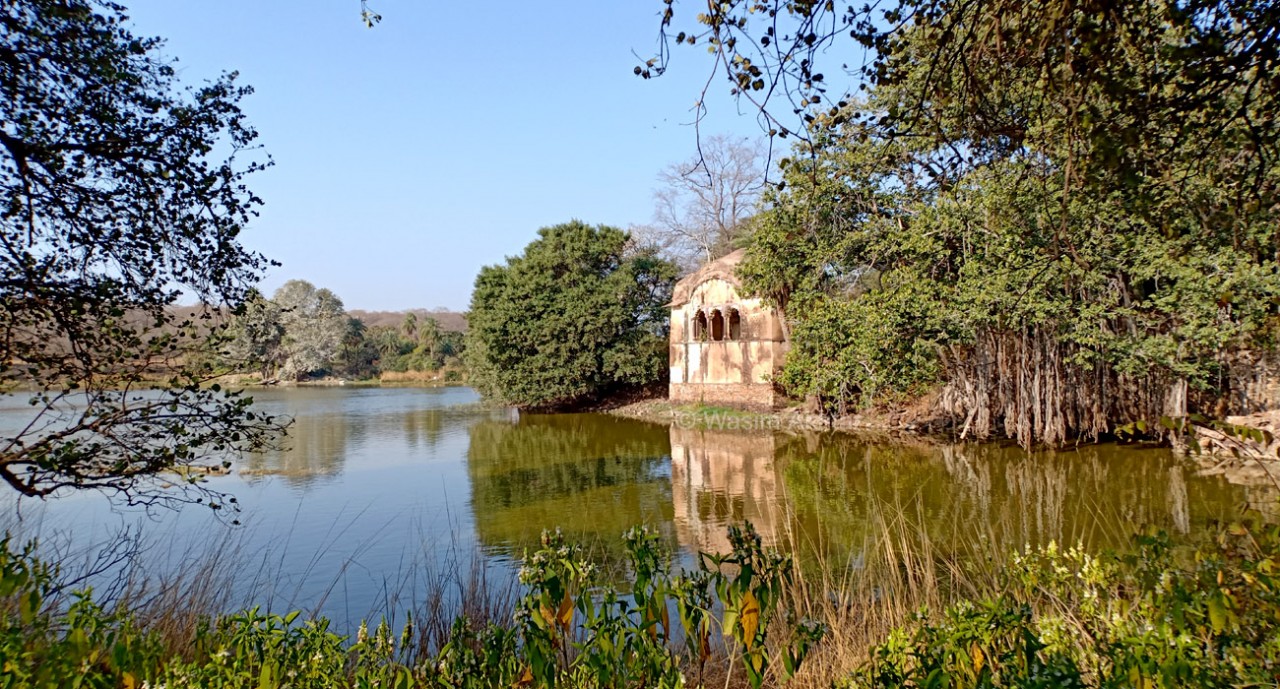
[668,259,788,410]
[670,382,780,410]
[670,341,788,386]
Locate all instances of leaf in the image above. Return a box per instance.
[20,590,39,625]
[1207,593,1227,633]
[258,662,276,689]
[122,673,136,689]
[723,608,739,639]
[740,589,761,649]
[745,649,766,689]
[556,591,574,629]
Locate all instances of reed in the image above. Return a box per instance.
[8,492,1258,688]
[771,494,1008,688]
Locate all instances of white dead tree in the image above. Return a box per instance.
[635,135,766,271]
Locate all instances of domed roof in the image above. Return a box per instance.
[669,249,747,307]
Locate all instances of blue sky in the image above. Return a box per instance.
[123,0,773,311]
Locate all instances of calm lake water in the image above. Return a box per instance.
[0,386,1261,630]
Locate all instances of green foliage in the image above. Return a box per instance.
[703,524,821,688]
[17,516,1280,688]
[224,282,464,381]
[368,317,466,374]
[730,0,1280,443]
[335,316,379,380]
[844,523,1280,688]
[511,524,823,689]
[466,221,678,410]
[0,0,282,501]
[1,525,822,688]
[852,600,1087,689]
[776,287,944,417]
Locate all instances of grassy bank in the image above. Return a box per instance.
[606,399,947,442]
[4,507,1279,688]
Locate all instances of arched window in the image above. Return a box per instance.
[728,308,742,340]
[710,309,725,341]
[693,311,708,341]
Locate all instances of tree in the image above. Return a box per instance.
[365,325,411,368]
[272,280,347,380]
[634,135,767,270]
[730,1,1280,445]
[0,0,283,502]
[465,221,678,410]
[334,316,378,379]
[403,315,442,371]
[400,311,418,339]
[224,289,284,379]
[645,1,1280,178]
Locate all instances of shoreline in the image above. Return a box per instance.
[605,396,955,441]
[606,396,1280,495]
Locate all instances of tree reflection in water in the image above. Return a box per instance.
[240,410,351,486]
[466,414,675,565]
[237,394,473,487]
[465,414,1248,576]
[779,437,1247,568]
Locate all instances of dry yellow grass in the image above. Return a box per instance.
[378,370,442,383]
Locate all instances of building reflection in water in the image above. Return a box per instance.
[669,427,1250,569]
[669,427,785,554]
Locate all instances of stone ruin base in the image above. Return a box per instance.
[669,383,780,412]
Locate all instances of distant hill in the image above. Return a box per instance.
[349,309,468,333]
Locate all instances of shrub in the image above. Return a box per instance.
[0,524,822,688]
[844,522,1280,688]
[465,221,677,410]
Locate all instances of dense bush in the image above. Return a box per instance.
[734,0,1280,445]
[0,525,820,689]
[846,523,1280,688]
[466,221,677,410]
[9,519,1278,688]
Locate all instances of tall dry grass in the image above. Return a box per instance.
[3,492,1091,688]
[759,496,1008,688]
[1,513,517,668]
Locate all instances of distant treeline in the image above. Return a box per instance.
[349,308,467,333]
[219,280,466,383]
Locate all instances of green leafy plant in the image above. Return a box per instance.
[0,524,825,689]
[844,521,1280,688]
[465,221,678,411]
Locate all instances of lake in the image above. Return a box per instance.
[0,386,1259,631]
